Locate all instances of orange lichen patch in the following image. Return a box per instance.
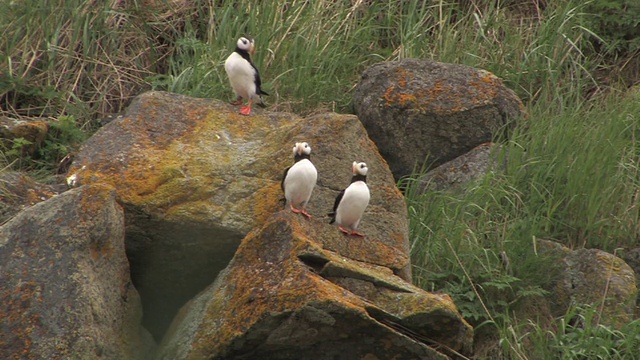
[395,67,410,88]
[383,85,396,106]
[382,69,511,116]
[77,183,115,217]
[252,183,286,226]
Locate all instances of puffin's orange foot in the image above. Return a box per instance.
[239,105,252,115]
[338,226,350,234]
[301,208,312,219]
[350,231,366,237]
[290,204,301,214]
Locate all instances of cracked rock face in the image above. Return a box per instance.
[156,211,473,359]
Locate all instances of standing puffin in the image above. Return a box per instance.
[224,36,269,116]
[329,161,370,237]
[282,142,317,218]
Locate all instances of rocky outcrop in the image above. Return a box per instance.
[539,240,637,329]
[67,91,411,340]
[0,184,154,359]
[353,59,525,180]
[156,211,473,360]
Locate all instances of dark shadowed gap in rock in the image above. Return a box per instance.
[124,209,244,342]
[297,253,330,273]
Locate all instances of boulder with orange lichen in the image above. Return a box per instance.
[156,211,473,360]
[353,59,525,180]
[0,184,155,359]
[66,91,410,340]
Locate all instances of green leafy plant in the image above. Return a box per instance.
[37,115,87,166]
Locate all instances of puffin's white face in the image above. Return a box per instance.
[352,161,368,176]
[236,36,255,54]
[293,142,311,156]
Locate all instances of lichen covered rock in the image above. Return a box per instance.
[353,59,525,180]
[67,91,410,339]
[156,211,472,360]
[0,184,154,359]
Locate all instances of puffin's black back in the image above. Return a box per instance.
[235,38,269,97]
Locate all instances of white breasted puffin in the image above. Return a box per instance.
[329,161,370,237]
[282,142,317,218]
[224,36,269,116]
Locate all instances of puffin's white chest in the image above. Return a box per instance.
[284,159,317,205]
[224,52,257,99]
[335,181,370,227]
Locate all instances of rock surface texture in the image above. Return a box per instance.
[353,59,525,180]
[0,184,154,359]
[419,142,498,192]
[67,91,413,340]
[539,240,637,329]
[156,211,473,359]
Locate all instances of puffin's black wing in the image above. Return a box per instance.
[281,166,291,192]
[328,189,345,224]
[252,64,269,96]
[280,166,291,207]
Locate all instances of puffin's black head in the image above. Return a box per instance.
[293,142,311,162]
[236,36,255,55]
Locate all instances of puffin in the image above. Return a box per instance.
[224,36,269,116]
[329,161,370,237]
[281,142,317,218]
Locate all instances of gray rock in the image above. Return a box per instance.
[539,240,637,328]
[0,184,155,359]
[353,59,525,180]
[418,142,499,192]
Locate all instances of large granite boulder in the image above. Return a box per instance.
[0,184,154,359]
[156,211,473,359]
[67,91,411,340]
[353,59,525,180]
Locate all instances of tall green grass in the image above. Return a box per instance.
[152,1,605,115]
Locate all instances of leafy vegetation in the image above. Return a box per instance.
[2,0,639,358]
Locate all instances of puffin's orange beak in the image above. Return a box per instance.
[249,43,256,55]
